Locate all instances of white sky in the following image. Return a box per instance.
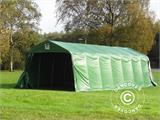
[34,0,160,33]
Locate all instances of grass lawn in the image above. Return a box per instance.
[0,70,160,120]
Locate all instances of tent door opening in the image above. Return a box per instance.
[29,53,75,91]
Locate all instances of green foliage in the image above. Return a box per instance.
[44,32,64,41]
[153,20,160,33]
[0,28,10,64]
[13,29,43,53]
[0,0,41,30]
[62,30,88,43]
[1,29,43,70]
[112,2,155,54]
[87,24,112,44]
[43,30,88,43]
[0,0,41,70]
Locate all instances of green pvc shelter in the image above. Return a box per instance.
[16,40,156,91]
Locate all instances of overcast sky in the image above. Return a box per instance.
[34,0,160,33]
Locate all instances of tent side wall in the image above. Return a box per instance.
[72,54,154,91]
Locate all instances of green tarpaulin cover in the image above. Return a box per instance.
[16,40,156,91]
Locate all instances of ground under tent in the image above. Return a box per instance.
[16,40,156,91]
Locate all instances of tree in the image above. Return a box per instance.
[56,0,127,29]
[1,28,43,70]
[56,0,155,54]
[44,32,64,41]
[56,0,151,44]
[62,30,88,43]
[13,29,42,69]
[43,31,88,43]
[87,24,112,44]
[153,20,160,34]
[0,0,41,71]
[0,27,10,65]
[56,0,127,44]
[112,1,154,54]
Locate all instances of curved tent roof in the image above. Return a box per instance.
[31,40,148,60]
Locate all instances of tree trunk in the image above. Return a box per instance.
[10,47,13,71]
[105,26,113,46]
[109,26,113,46]
[10,27,13,71]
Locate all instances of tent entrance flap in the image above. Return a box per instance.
[29,53,75,90]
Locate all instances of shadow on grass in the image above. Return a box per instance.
[0,83,16,89]
[0,83,75,92]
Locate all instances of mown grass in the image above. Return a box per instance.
[0,71,160,120]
